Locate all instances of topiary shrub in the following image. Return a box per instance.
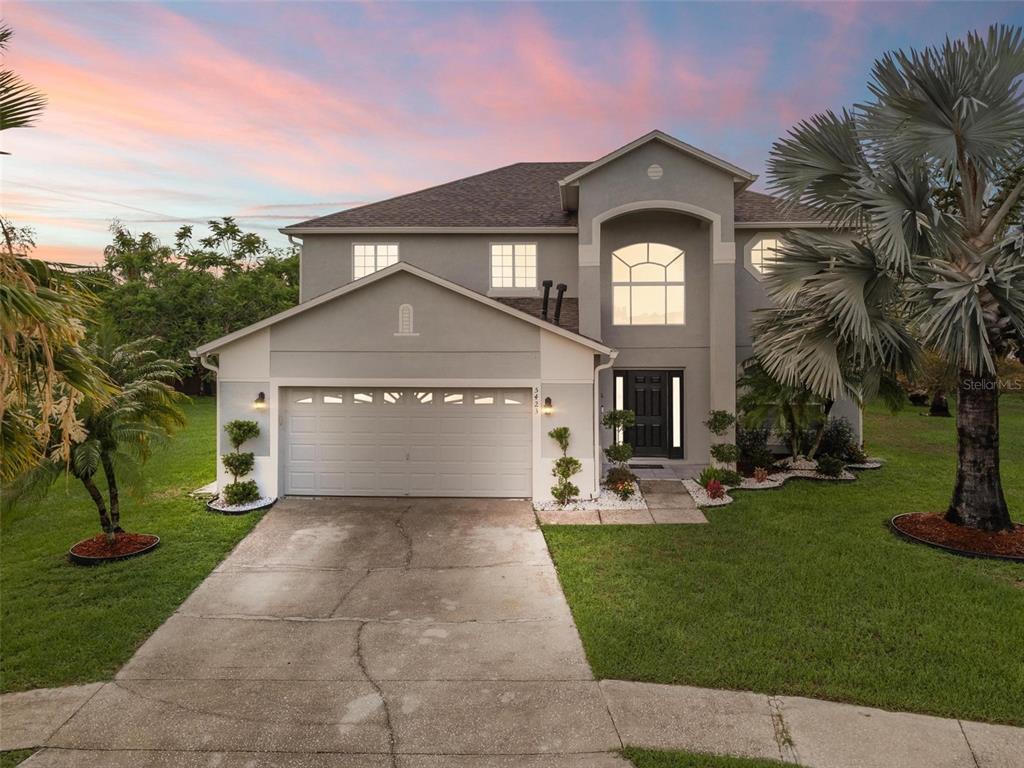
[222,479,261,506]
[815,454,845,478]
[601,409,637,498]
[710,443,738,464]
[221,451,254,480]
[221,419,262,506]
[548,426,581,506]
[703,410,736,436]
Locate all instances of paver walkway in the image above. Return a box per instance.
[536,479,708,525]
[6,496,1022,767]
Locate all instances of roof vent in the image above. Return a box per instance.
[647,163,664,180]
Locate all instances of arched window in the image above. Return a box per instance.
[611,243,685,325]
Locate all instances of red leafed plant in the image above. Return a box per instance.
[706,479,724,499]
[753,466,770,483]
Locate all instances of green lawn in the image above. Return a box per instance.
[545,396,1024,726]
[0,397,263,693]
[624,749,788,768]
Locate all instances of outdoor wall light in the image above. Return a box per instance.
[542,397,553,416]
[254,392,267,410]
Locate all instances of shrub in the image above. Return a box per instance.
[719,468,743,486]
[736,424,774,474]
[604,442,633,465]
[223,479,261,506]
[605,465,637,500]
[753,466,770,483]
[221,419,261,504]
[710,443,738,464]
[705,479,724,499]
[548,426,571,453]
[221,451,254,481]
[703,410,736,436]
[816,454,845,478]
[549,426,581,506]
[817,417,864,463]
[601,409,636,435]
[224,419,260,451]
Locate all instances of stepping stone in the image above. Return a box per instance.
[639,479,687,495]
[650,507,708,524]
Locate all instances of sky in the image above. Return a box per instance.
[3,1,1024,265]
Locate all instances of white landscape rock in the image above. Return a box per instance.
[534,484,647,512]
[207,495,277,513]
[683,461,869,507]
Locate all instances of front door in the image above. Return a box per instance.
[617,370,683,459]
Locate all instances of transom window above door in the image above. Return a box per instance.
[353,243,398,279]
[490,243,537,289]
[612,242,685,325]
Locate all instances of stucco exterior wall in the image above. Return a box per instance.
[299,233,579,302]
[212,269,601,501]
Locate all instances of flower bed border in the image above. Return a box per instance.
[207,496,277,515]
[889,513,1024,563]
[683,459,883,508]
[68,534,160,566]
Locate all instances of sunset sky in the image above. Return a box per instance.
[4,1,1023,265]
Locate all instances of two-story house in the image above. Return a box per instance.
[193,130,855,502]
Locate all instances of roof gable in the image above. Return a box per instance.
[192,262,611,356]
[558,130,756,195]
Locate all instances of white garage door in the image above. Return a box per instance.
[282,387,533,497]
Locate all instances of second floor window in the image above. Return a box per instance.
[354,243,398,279]
[612,242,685,325]
[490,243,536,289]
[748,237,783,277]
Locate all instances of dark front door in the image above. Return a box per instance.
[625,371,667,457]
[617,370,683,459]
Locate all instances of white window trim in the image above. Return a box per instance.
[610,243,686,326]
[352,242,400,280]
[743,232,783,281]
[488,241,539,295]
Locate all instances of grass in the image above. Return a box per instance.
[0,398,264,693]
[0,751,36,768]
[545,396,1024,726]
[623,749,789,768]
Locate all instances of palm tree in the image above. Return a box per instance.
[1,221,113,484]
[756,25,1024,531]
[0,23,47,136]
[16,331,188,541]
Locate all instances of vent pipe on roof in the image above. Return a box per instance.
[554,283,567,326]
[541,280,553,320]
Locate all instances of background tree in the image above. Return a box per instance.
[757,25,1024,531]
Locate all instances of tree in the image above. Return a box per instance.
[0,23,46,135]
[738,359,827,459]
[0,219,112,484]
[16,330,187,541]
[757,25,1024,531]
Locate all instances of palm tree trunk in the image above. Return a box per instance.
[100,450,123,533]
[81,474,115,543]
[946,372,1012,532]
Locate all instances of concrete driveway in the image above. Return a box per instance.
[32,498,628,767]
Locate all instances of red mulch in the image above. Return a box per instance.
[70,533,159,559]
[893,513,1024,559]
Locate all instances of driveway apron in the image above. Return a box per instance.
[36,497,627,767]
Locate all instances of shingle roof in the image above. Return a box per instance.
[494,297,579,335]
[733,190,822,224]
[285,163,823,230]
[290,163,586,229]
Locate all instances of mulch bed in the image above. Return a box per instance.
[891,513,1024,562]
[69,533,160,564]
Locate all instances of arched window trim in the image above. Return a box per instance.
[611,242,685,326]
